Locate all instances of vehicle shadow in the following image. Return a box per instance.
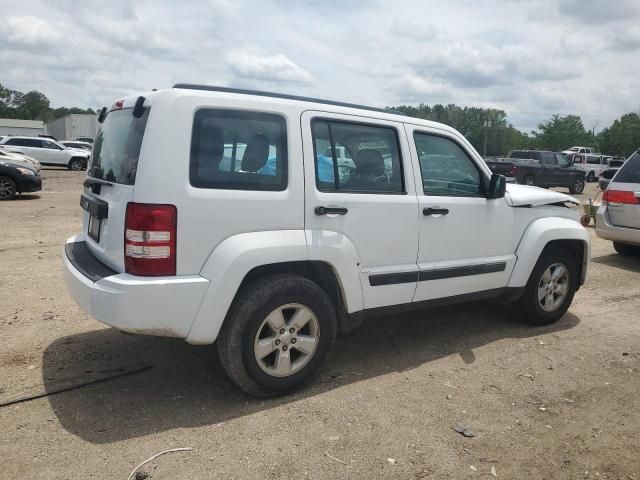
[591,253,640,274]
[42,301,580,444]
[13,194,41,201]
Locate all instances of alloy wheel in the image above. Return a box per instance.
[537,263,570,312]
[253,303,320,377]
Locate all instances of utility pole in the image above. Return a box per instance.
[483,119,492,157]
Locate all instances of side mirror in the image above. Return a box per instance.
[487,174,506,199]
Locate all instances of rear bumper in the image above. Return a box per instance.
[595,207,640,246]
[17,174,42,193]
[62,236,210,338]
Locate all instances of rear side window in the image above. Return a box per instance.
[312,120,404,193]
[586,156,601,164]
[190,109,287,191]
[614,152,640,183]
[89,108,149,185]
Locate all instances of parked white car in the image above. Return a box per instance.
[62,86,590,396]
[0,147,41,171]
[60,141,93,152]
[0,136,90,170]
[596,150,640,254]
[562,146,594,156]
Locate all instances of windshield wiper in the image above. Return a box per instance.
[83,177,113,188]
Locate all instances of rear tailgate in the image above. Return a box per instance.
[81,105,150,272]
[606,152,640,230]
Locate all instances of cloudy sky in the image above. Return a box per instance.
[1,0,638,132]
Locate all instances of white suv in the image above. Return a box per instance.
[62,85,590,396]
[0,136,90,171]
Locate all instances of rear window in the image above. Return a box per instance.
[510,151,532,159]
[88,108,149,185]
[614,152,640,183]
[190,109,287,191]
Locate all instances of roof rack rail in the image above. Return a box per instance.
[172,84,405,116]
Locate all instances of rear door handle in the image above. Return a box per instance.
[315,206,348,216]
[423,207,449,216]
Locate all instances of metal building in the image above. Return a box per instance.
[45,114,98,141]
[0,118,45,137]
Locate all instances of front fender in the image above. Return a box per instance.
[508,217,590,288]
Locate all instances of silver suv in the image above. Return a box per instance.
[596,151,640,254]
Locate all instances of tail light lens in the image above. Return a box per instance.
[603,190,640,204]
[125,203,177,276]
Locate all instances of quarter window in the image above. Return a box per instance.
[414,133,483,196]
[190,109,287,191]
[312,120,404,193]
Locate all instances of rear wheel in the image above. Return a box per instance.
[217,274,337,397]
[518,245,578,326]
[569,176,585,194]
[613,241,639,256]
[523,175,535,186]
[68,158,84,171]
[0,176,17,200]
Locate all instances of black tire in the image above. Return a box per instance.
[613,241,639,256]
[569,176,585,194]
[523,175,535,186]
[68,158,84,171]
[586,171,595,182]
[0,176,17,200]
[518,245,578,326]
[217,274,337,397]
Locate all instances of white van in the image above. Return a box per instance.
[62,85,590,396]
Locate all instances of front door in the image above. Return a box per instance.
[302,111,420,310]
[406,126,516,302]
[41,140,66,165]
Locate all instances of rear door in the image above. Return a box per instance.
[41,140,67,165]
[82,106,150,271]
[302,111,420,309]
[607,152,640,229]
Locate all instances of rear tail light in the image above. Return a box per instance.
[125,203,177,276]
[602,190,640,204]
[508,166,518,176]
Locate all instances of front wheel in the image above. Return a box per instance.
[569,177,585,194]
[217,274,337,397]
[518,246,578,326]
[68,158,84,171]
[0,176,17,200]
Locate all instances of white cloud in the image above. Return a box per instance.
[225,50,313,84]
[0,0,636,132]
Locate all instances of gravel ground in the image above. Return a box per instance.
[1,169,639,479]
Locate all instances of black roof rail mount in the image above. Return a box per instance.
[172,84,405,116]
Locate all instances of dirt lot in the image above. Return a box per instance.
[1,169,639,479]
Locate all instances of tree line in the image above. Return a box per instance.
[1,83,637,157]
[0,83,95,124]
[389,103,640,158]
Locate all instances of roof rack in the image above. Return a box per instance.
[172,84,405,116]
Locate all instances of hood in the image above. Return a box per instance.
[67,148,90,156]
[0,159,38,173]
[505,184,579,207]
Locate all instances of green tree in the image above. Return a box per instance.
[597,113,640,157]
[15,90,51,121]
[532,114,591,152]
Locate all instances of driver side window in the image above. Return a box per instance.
[414,132,482,196]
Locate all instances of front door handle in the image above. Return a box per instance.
[315,206,348,216]
[423,207,449,216]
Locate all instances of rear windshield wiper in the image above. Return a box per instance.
[83,177,113,188]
